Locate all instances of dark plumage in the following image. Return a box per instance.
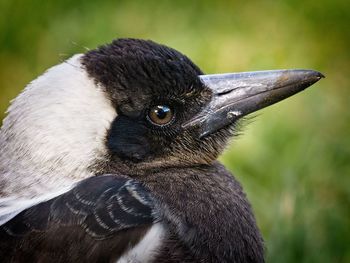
[83,39,216,168]
[0,38,323,262]
[1,176,154,262]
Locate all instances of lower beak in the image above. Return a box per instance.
[183,69,324,138]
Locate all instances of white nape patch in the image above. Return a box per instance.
[117,223,166,263]
[0,54,117,198]
[0,184,73,225]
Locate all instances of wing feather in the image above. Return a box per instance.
[0,175,157,262]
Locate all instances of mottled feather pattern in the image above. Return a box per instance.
[0,175,155,240]
[0,175,157,262]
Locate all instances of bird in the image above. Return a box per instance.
[0,38,323,262]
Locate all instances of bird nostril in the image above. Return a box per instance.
[217,89,234,96]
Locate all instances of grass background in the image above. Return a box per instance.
[0,0,349,261]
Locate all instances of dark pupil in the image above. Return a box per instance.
[155,106,170,119]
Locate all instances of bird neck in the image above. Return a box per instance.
[140,161,264,262]
[0,55,117,198]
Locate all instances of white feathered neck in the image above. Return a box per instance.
[0,55,116,198]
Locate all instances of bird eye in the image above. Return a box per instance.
[148,105,174,126]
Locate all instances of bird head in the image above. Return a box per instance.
[0,38,323,194]
[83,39,225,174]
[82,39,323,175]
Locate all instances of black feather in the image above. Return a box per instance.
[0,175,156,262]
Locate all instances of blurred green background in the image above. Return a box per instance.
[0,0,349,261]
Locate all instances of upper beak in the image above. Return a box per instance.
[183,69,324,138]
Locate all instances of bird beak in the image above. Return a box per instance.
[183,69,324,138]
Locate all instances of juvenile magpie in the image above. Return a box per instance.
[0,38,323,262]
